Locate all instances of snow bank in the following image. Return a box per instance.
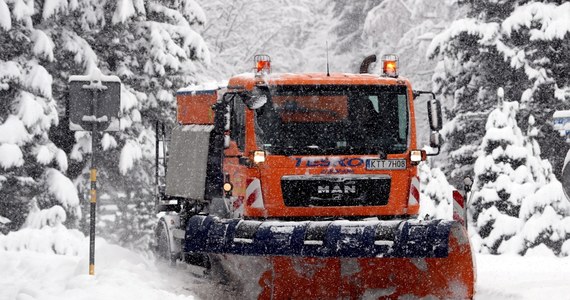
[476,253,570,299]
[25,205,67,229]
[4,228,570,300]
[3,225,570,300]
[0,224,83,255]
[0,228,197,300]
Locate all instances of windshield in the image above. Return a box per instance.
[255,85,409,155]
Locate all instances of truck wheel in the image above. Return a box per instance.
[156,220,176,266]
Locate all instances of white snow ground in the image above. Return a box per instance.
[1,229,570,300]
[475,251,570,299]
[0,228,199,300]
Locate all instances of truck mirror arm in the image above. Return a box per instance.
[425,145,441,156]
[412,90,436,100]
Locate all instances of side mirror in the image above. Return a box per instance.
[429,132,442,148]
[245,86,270,110]
[427,99,443,131]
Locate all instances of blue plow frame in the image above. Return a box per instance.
[184,215,454,258]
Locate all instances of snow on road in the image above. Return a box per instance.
[0,227,198,300]
[475,250,570,299]
[2,227,570,300]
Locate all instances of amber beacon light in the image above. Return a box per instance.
[254,54,271,75]
[382,54,399,77]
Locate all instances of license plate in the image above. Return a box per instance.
[366,159,406,170]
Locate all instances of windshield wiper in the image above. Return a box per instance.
[263,145,297,156]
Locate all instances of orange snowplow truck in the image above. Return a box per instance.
[154,54,475,299]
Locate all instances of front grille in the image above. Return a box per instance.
[281,175,391,207]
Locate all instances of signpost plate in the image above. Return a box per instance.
[68,77,121,131]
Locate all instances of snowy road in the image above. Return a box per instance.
[1,229,570,300]
[475,251,570,299]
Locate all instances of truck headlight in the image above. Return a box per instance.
[253,150,266,164]
[410,150,425,165]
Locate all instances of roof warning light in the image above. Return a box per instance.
[382,54,398,78]
[254,54,271,75]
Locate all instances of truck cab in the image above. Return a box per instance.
[161,54,442,222]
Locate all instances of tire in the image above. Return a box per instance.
[155,220,176,266]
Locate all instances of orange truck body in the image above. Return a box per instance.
[171,71,475,299]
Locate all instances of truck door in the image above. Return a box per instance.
[224,95,248,217]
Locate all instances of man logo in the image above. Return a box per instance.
[317,184,357,194]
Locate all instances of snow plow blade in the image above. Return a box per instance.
[187,216,453,258]
[185,216,475,299]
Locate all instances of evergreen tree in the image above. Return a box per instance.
[471,90,570,256]
[418,162,454,221]
[1,1,210,249]
[428,0,570,186]
[63,0,210,248]
[0,0,80,230]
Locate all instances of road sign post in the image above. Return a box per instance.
[68,71,121,275]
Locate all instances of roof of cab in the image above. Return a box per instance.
[227,72,411,91]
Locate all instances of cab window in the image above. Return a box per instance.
[230,96,245,151]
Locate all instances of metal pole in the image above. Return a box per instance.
[89,91,99,276]
[89,126,98,275]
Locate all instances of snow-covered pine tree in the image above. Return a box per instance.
[500,0,570,182]
[471,89,570,255]
[418,162,454,221]
[1,1,210,249]
[0,0,81,231]
[428,2,523,188]
[470,90,529,254]
[61,0,210,249]
[428,0,570,186]
[510,112,570,256]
